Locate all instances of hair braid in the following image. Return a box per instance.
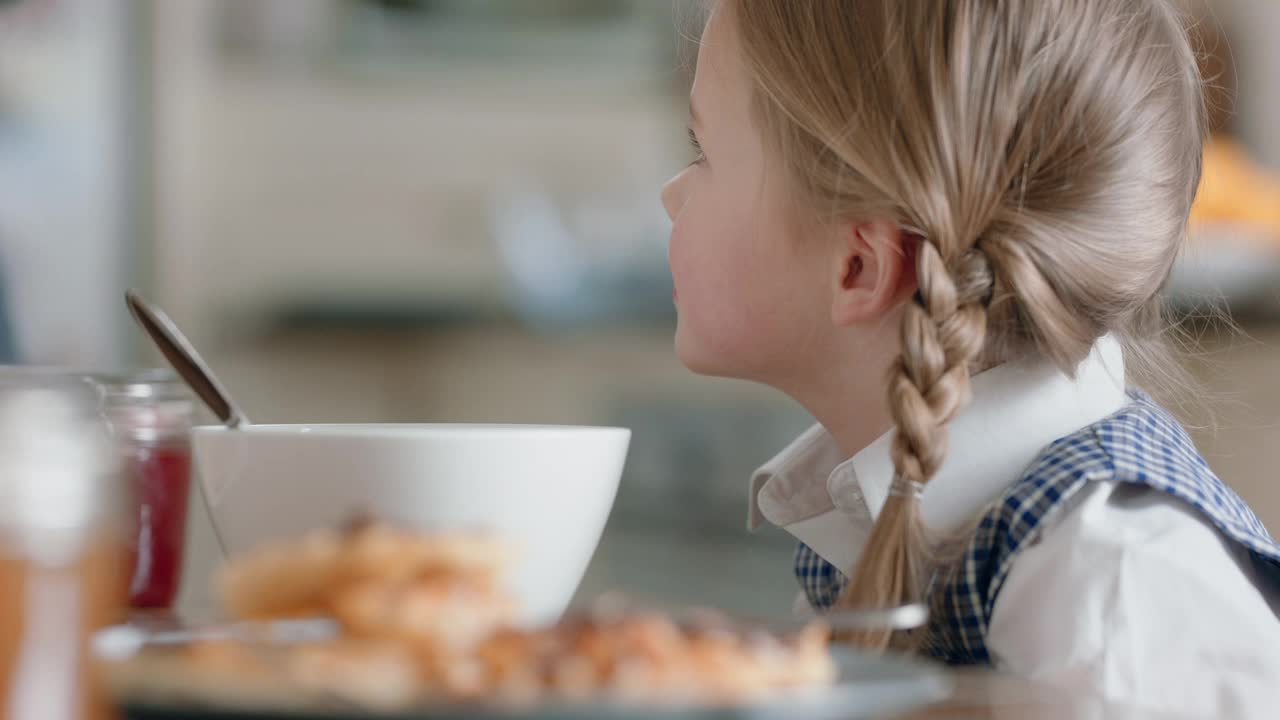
[836,239,993,650]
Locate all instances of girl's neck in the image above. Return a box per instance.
[799,389,895,460]
[770,356,898,460]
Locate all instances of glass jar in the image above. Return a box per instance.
[95,370,194,610]
[0,374,124,720]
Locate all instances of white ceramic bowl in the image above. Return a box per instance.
[192,423,630,626]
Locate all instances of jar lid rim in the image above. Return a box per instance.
[93,369,190,401]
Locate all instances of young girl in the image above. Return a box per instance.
[661,1,1280,714]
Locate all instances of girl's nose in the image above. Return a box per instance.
[661,169,690,222]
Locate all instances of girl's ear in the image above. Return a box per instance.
[830,217,918,326]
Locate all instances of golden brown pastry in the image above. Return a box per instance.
[166,522,838,710]
[216,521,514,635]
[461,608,837,705]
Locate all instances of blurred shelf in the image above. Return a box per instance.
[213,0,678,91]
[254,298,676,335]
[1169,224,1280,318]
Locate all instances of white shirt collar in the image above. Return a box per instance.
[748,336,1128,571]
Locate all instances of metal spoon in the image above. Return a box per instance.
[94,618,340,661]
[594,595,930,635]
[816,603,930,633]
[124,289,250,428]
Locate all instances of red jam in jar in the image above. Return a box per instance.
[97,371,193,610]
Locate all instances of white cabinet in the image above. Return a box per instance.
[150,0,688,344]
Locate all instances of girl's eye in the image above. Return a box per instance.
[687,126,706,166]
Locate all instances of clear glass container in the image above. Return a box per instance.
[95,370,194,610]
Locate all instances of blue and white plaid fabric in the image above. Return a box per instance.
[794,391,1280,665]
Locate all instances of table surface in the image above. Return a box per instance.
[900,670,1185,720]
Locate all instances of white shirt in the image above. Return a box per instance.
[749,338,1280,718]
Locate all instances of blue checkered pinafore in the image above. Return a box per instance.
[793,392,1280,665]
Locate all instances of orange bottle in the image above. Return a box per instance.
[0,379,126,720]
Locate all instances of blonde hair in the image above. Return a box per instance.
[726,0,1207,650]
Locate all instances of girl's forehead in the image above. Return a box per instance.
[692,10,748,125]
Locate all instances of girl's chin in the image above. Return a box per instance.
[674,325,738,379]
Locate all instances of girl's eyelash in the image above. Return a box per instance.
[687,126,705,164]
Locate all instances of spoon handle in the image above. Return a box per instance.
[706,603,929,635]
[125,289,250,428]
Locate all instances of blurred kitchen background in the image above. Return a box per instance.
[1,0,1278,620]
